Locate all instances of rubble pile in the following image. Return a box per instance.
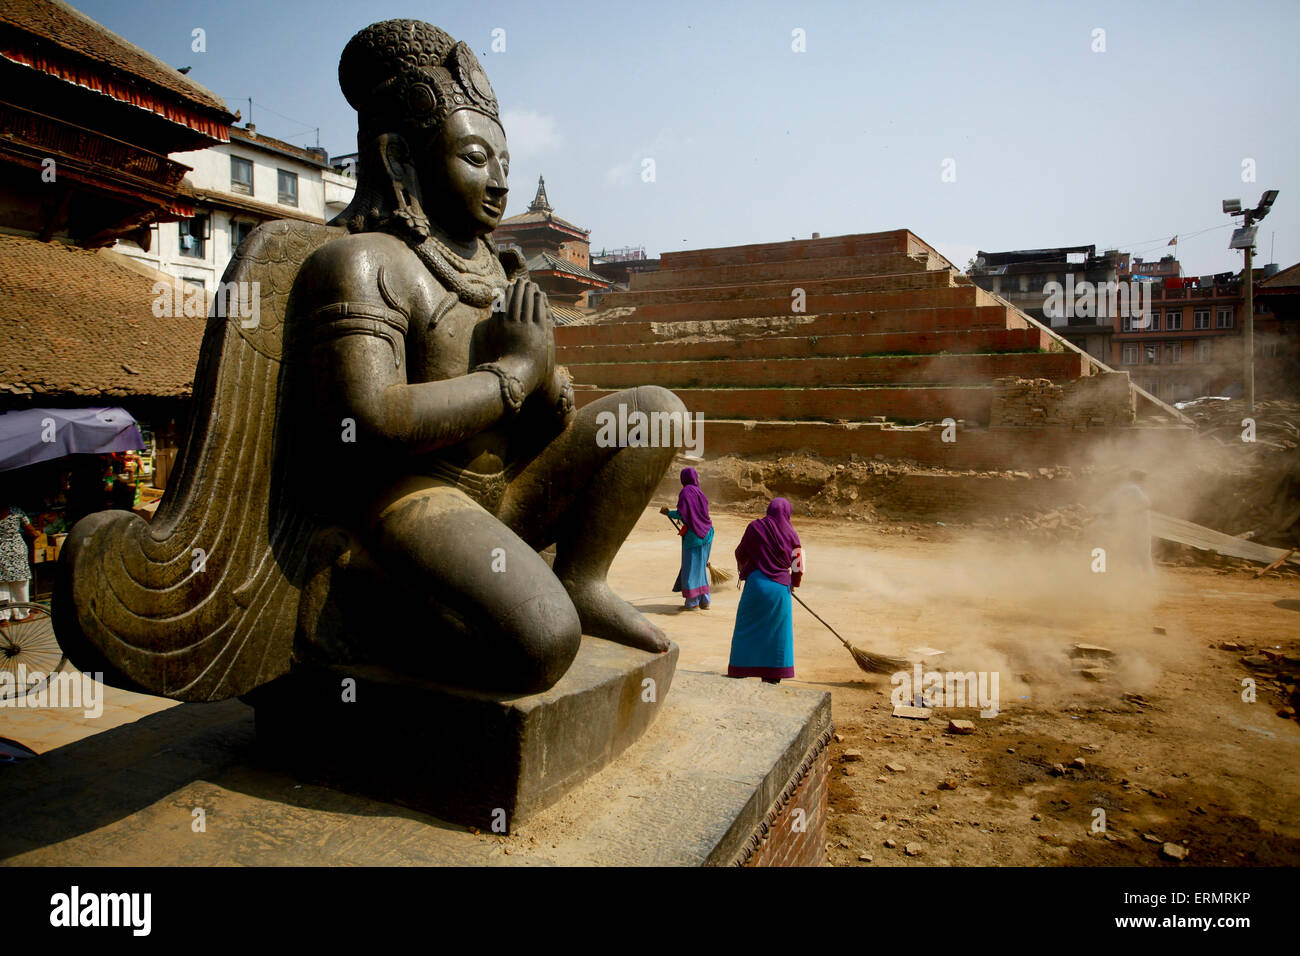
[971,504,1094,543]
[990,374,1135,428]
[1230,640,1300,722]
[1182,399,1300,548]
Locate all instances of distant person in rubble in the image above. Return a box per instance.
[660,466,714,610]
[1094,470,1154,577]
[727,497,804,684]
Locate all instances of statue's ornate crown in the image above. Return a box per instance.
[339,20,499,137]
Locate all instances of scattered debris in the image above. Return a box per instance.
[841,749,864,763]
[904,843,923,857]
[947,719,976,735]
[893,705,933,720]
[885,762,907,773]
[938,779,958,791]
[1160,843,1189,862]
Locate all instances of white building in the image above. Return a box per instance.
[114,124,356,291]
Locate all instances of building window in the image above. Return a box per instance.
[1167,342,1182,364]
[1144,344,1159,364]
[183,277,205,293]
[1148,312,1161,331]
[1194,309,1210,330]
[1143,380,1159,396]
[277,169,299,207]
[178,214,208,258]
[1122,343,1139,365]
[1216,308,1234,329]
[233,220,255,249]
[1166,310,1181,330]
[231,156,253,195]
[1195,338,1213,362]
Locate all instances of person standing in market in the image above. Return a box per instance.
[660,466,714,610]
[727,497,804,684]
[0,494,38,623]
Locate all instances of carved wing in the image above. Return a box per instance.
[53,221,346,701]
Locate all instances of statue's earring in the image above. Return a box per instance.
[378,133,430,239]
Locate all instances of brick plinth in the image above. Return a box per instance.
[732,727,832,867]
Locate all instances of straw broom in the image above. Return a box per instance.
[665,514,734,585]
[790,591,908,675]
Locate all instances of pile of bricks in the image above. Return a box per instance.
[990,373,1135,429]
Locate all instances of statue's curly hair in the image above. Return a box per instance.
[338,19,499,140]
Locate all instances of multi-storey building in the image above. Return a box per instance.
[1111,266,1281,403]
[114,124,355,291]
[969,245,1120,363]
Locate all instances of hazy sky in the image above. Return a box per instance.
[76,0,1299,277]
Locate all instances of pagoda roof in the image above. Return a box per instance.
[526,250,610,287]
[0,0,234,140]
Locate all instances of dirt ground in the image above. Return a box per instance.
[613,506,1300,867]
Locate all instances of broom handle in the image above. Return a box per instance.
[791,591,853,650]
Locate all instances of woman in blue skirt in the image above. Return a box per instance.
[660,467,714,610]
[728,497,804,683]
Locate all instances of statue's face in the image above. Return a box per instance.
[422,110,509,239]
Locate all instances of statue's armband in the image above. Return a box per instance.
[298,301,410,369]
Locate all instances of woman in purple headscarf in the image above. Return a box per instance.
[728,497,804,683]
[659,467,714,609]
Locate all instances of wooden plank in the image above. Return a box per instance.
[1150,512,1300,566]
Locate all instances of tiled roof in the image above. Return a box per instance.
[497,209,588,235]
[1261,262,1300,289]
[0,0,233,133]
[229,126,330,169]
[0,234,204,397]
[527,251,610,285]
[549,305,587,326]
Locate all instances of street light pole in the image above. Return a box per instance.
[1224,190,1277,418]
[1244,214,1254,417]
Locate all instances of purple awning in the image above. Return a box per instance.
[0,407,144,472]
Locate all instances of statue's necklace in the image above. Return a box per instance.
[409,234,503,309]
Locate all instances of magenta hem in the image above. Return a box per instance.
[727,665,795,679]
[681,584,711,599]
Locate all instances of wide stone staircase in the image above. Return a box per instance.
[554,230,1171,469]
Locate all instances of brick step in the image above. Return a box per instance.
[688,421,1182,471]
[569,352,1084,390]
[574,385,994,425]
[599,268,954,309]
[558,327,1053,364]
[629,251,943,291]
[610,285,983,323]
[660,229,928,271]
[554,305,1029,348]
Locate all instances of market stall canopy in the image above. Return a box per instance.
[0,407,143,472]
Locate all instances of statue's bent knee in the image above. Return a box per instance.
[493,590,581,692]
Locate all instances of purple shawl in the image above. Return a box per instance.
[676,467,712,539]
[736,497,802,586]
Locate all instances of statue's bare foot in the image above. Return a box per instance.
[561,577,670,653]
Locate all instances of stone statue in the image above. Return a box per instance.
[54,20,685,701]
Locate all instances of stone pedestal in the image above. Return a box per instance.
[0,664,832,866]
[245,637,679,831]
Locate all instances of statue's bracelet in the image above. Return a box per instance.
[475,361,527,415]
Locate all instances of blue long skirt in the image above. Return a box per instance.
[727,570,794,679]
[672,525,713,607]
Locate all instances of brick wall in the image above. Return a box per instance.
[990,372,1135,428]
[733,728,830,867]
